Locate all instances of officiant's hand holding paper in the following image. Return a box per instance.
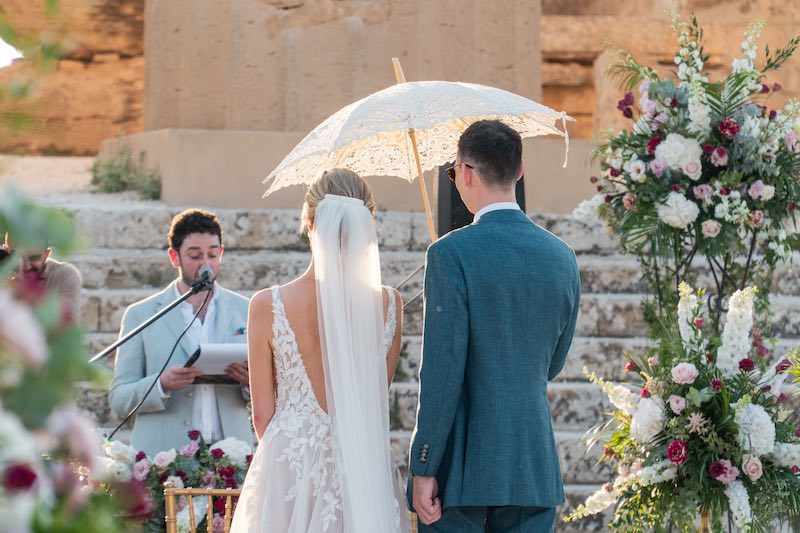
[185,343,248,385]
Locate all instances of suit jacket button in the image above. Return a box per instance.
[420,457,427,463]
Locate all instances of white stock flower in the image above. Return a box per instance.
[735,403,775,456]
[635,460,677,487]
[209,437,252,466]
[687,93,711,136]
[607,384,639,416]
[657,192,700,229]
[771,442,800,468]
[677,282,698,345]
[629,396,665,444]
[716,287,757,378]
[725,481,752,530]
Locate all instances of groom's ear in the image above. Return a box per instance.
[517,161,524,182]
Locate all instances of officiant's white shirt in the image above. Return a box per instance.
[474,201,521,221]
[156,284,224,443]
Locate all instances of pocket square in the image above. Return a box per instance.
[234,327,247,336]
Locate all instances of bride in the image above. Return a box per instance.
[230,168,410,532]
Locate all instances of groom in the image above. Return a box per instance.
[408,120,580,532]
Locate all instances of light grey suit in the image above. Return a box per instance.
[109,281,254,456]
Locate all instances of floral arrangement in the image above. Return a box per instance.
[574,13,800,331]
[100,432,253,533]
[566,283,800,532]
[0,189,134,532]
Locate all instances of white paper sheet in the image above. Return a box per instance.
[191,343,247,375]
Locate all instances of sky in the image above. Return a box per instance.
[0,38,23,68]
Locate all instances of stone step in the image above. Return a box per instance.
[55,197,621,255]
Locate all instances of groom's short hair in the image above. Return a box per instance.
[458,120,522,189]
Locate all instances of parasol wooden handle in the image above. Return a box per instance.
[392,57,437,243]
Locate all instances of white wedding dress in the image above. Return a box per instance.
[230,286,409,532]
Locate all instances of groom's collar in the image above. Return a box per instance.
[474,201,521,221]
[473,208,530,225]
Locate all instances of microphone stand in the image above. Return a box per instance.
[89,276,213,364]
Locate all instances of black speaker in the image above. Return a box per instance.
[436,164,526,237]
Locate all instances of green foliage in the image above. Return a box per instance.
[91,145,162,200]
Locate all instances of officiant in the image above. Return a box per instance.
[108,208,254,456]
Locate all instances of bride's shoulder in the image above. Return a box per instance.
[249,287,276,315]
[382,286,403,311]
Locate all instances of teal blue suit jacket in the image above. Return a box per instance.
[408,209,580,509]
[109,282,254,456]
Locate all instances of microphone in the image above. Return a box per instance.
[192,265,215,293]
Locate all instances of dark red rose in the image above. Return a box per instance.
[671,184,681,192]
[711,379,722,392]
[175,469,188,482]
[777,359,792,374]
[739,358,755,372]
[778,393,788,404]
[211,448,224,459]
[667,440,688,465]
[589,175,599,183]
[709,461,725,478]
[719,117,740,138]
[225,477,239,489]
[596,185,603,192]
[640,387,651,398]
[135,451,147,462]
[624,361,637,373]
[762,385,772,393]
[789,202,797,212]
[670,98,679,108]
[604,195,613,203]
[609,167,622,177]
[769,109,778,120]
[719,186,732,196]
[2,463,37,492]
[761,83,770,94]
[703,143,715,154]
[622,107,633,119]
[646,137,663,155]
[246,454,253,466]
[158,472,169,484]
[214,497,226,514]
[217,466,235,479]
[793,465,799,474]
[188,429,201,441]
[693,317,704,328]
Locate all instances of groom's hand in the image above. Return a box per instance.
[412,475,442,525]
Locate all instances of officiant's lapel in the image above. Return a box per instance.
[213,287,238,343]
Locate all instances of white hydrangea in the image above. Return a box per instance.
[654,133,703,172]
[629,396,665,444]
[0,407,39,464]
[716,287,757,378]
[99,456,132,483]
[735,403,775,456]
[657,192,700,229]
[725,480,752,531]
[771,442,800,468]
[102,439,137,465]
[209,437,252,467]
[572,194,605,223]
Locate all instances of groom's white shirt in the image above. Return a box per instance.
[474,201,521,221]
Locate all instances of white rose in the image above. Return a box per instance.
[682,160,703,181]
[702,220,721,238]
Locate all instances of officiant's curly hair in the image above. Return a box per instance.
[458,120,522,189]
[300,168,376,233]
[167,208,223,251]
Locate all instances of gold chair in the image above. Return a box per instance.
[164,481,418,532]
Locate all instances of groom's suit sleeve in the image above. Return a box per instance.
[548,251,580,381]
[409,241,469,477]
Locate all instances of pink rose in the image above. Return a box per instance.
[748,179,765,199]
[180,440,199,458]
[693,184,714,200]
[648,355,659,366]
[709,459,739,484]
[649,159,667,177]
[152,449,177,470]
[742,454,763,482]
[710,147,728,167]
[623,192,637,210]
[701,220,721,238]
[668,394,687,415]
[132,459,150,481]
[671,362,699,384]
[682,160,702,181]
[212,514,226,533]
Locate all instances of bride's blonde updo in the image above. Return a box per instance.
[300,168,376,232]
